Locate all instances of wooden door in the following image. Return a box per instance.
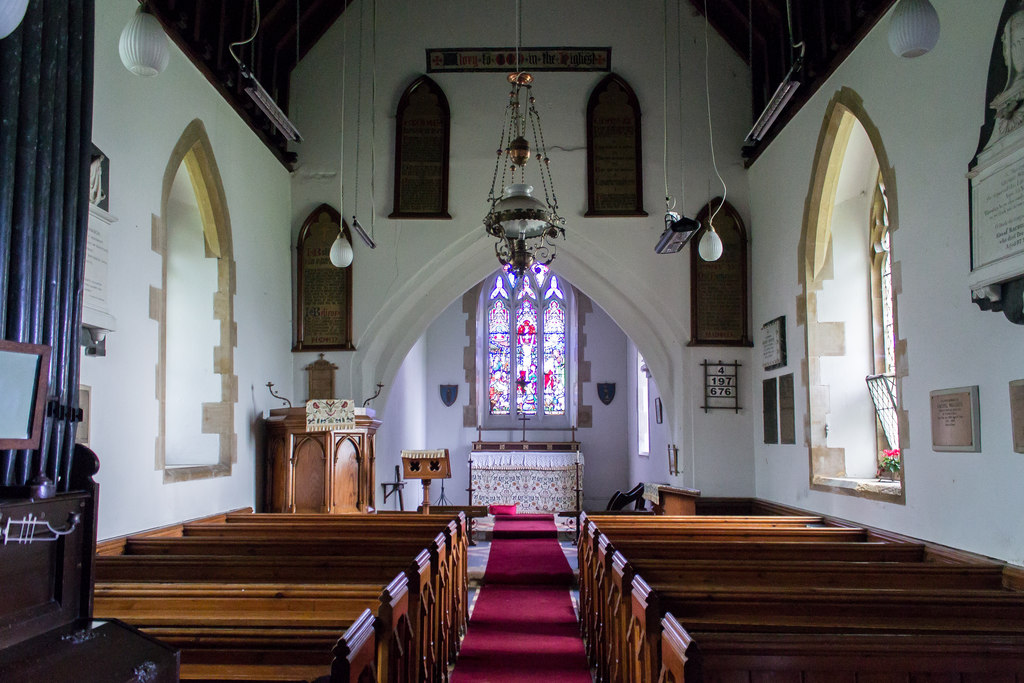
[291,433,327,512]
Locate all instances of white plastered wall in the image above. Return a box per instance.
[289,0,755,500]
[83,0,292,539]
[749,0,1024,564]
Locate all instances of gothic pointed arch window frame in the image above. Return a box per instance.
[479,264,576,431]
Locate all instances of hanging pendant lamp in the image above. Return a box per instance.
[119,4,170,77]
[697,225,723,262]
[329,231,354,268]
[0,0,29,40]
[888,0,940,59]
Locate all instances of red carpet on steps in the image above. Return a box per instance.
[451,514,591,683]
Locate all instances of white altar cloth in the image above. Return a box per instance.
[470,450,583,513]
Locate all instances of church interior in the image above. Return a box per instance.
[2,0,1024,680]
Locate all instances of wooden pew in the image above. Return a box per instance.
[95,512,465,683]
[658,612,1024,683]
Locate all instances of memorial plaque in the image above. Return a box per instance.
[930,386,981,452]
[968,1,1024,296]
[761,316,787,371]
[763,377,778,444]
[1010,379,1024,453]
[690,198,751,345]
[294,205,354,351]
[390,76,451,219]
[779,373,796,445]
[586,74,646,217]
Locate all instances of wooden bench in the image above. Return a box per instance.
[658,612,1024,683]
[95,512,466,683]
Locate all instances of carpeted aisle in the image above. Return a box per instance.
[450,514,592,683]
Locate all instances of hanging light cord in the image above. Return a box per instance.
[786,0,805,61]
[703,0,727,228]
[515,0,522,70]
[677,0,686,215]
[370,0,377,240]
[662,0,672,212]
[352,2,364,223]
[339,0,347,216]
[229,0,261,67]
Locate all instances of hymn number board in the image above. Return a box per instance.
[702,360,741,413]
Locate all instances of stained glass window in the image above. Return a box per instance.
[485,263,571,423]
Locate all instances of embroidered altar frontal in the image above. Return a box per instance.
[471,450,583,513]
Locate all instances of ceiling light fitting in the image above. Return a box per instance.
[229,1,302,142]
[0,0,29,40]
[484,71,565,275]
[484,1,564,276]
[118,4,170,77]
[656,211,702,254]
[743,0,804,146]
[888,0,940,59]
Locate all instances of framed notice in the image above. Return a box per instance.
[585,74,646,217]
[930,386,981,452]
[389,76,451,219]
[294,204,355,351]
[701,360,741,413]
[761,316,787,370]
[763,377,778,444]
[690,198,751,346]
[1010,379,1024,453]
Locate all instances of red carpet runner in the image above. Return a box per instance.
[450,514,592,682]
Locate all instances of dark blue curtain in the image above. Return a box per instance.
[0,0,94,491]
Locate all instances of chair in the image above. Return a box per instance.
[605,483,645,511]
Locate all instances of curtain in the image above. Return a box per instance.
[0,0,94,491]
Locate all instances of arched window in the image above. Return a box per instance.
[482,264,574,429]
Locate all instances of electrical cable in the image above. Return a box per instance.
[703,0,727,229]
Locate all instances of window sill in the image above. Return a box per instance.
[811,475,902,501]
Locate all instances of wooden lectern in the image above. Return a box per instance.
[401,449,451,514]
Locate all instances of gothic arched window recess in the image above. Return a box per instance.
[483,264,574,429]
[389,75,452,219]
[867,173,899,454]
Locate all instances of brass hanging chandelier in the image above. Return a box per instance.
[483,3,565,275]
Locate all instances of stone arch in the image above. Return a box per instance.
[799,87,907,502]
[351,228,688,445]
[152,119,237,483]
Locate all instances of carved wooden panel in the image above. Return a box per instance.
[294,204,354,351]
[292,434,327,513]
[586,74,646,217]
[390,76,451,219]
[332,435,361,512]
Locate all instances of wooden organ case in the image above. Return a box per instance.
[0,446,179,681]
[264,407,381,513]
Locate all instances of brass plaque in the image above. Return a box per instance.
[1010,379,1024,454]
[763,377,778,445]
[779,373,795,445]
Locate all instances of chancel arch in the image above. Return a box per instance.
[153,119,237,482]
[799,88,907,502]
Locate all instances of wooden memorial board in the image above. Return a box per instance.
[763,377,778,444]
[1010,379,1024,453]
[304,353,337,400]
[586,74,646,217]
[294,204,354,351]
[390,76,451,219]
[779,373,796,444]
[930,386,981,452]
[690,198,751,345]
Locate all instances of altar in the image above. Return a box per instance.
[469,440,583,513]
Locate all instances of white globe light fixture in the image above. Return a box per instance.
[329,231,354,268]
[0,0,29,40]
[888,0,940,59]
[119,5,170,77]
[698,226,723,262]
